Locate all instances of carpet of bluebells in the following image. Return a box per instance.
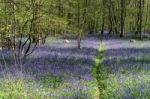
[1,34,150,98]
[102,35,150,98]
[0,35,100,98]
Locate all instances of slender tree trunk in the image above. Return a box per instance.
[108,0,113,34]
[12,0,16,50]
[101,0,105,35]
[144,0,149,33]
[101,16,105,35]
[120,0,125,37]
[77,2,81,49]
[138,0,144,40]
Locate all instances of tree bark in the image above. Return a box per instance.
[120,0,125,37]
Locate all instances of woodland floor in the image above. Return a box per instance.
[0,34,150,98]
[101,35,150,98]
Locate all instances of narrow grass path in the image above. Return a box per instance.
[92,41,106,99]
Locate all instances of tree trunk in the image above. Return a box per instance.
[138,0,144,40]
[77,2,81,49]
[120,0,125,37]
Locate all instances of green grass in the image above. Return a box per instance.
[0,72,100,99]
[105,72,150,98]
